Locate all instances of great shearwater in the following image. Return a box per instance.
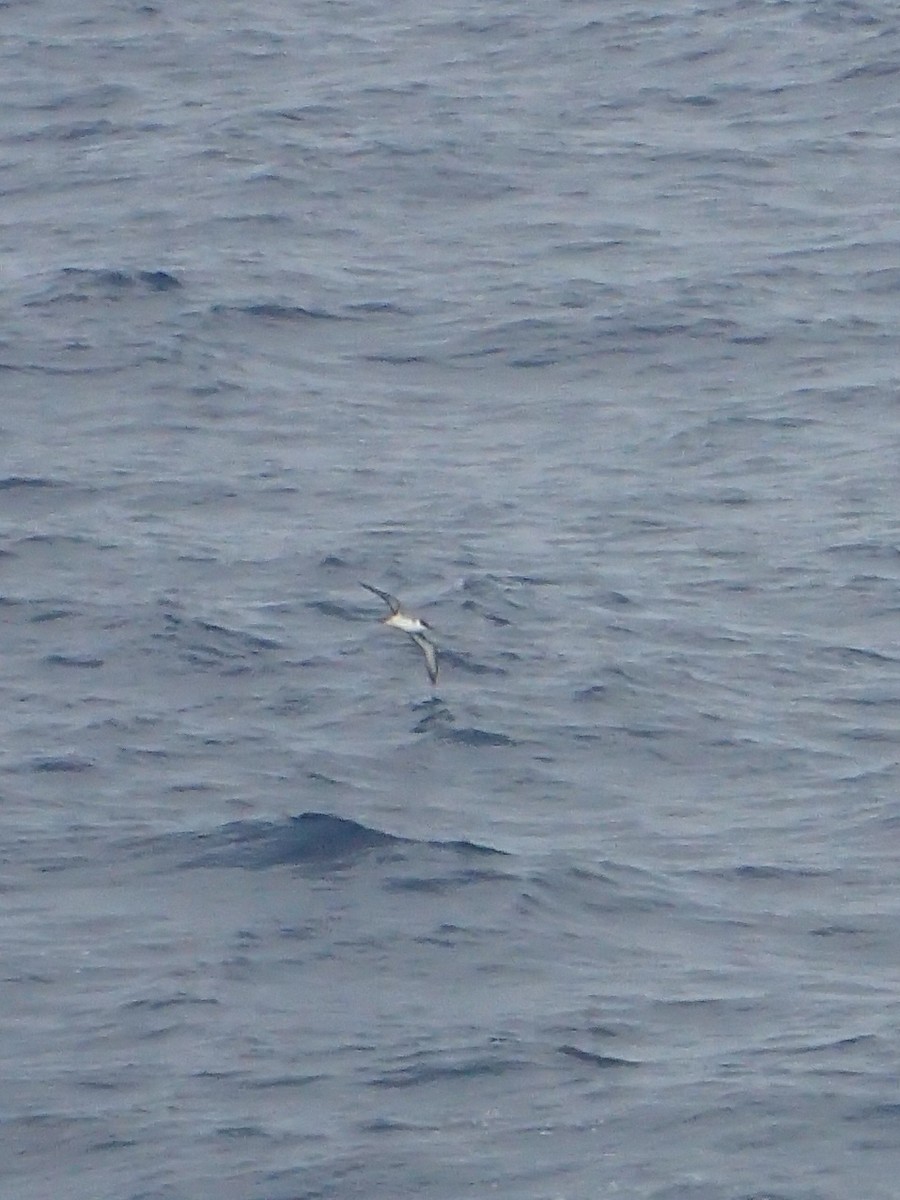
[360,581,438,684]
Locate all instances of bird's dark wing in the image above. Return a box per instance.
[360,581,401,614]
[410,633,439,684]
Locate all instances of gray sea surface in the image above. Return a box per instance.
[3,1,899,1198]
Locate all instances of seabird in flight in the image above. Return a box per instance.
[360,581,438,684]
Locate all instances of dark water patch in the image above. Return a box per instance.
[826,540,900,563]
[619,724,669,741]
[859,267,900,295]
[558,1045,640,1069]
[463,570,557,589]
[689,863,835,883]
[28,755,94,774]
[305,770,343,788]
[137,269,181,291]
[345,300,414,317]
[56,119,117,141]
[439,649,507,676]
[29,607,78,623]
[509,860,676,927]
[121,993,218,1012]
[307,597,355,620]
[147,812,505,871]
[809,924,869,938]
[474,608,512,627]
[174,812,401,868]
[838,59,900,81]
[155,609,281,672]
[790,1033,877,1056]
[242,1073,327,1090]
[412,703,454,735]
[4,359,136,378]
[440,726,517,747]
[275,103,346,122]
[732,1194,805,1200]
[839,727,897,744]
[629,316,741,340]
[370,1052,524,1089]
[28,81,135,112]
[415,922,479,948]
[385,861,513,894]
[851,1101,900,1122]
[212,301,338,322]
[727,331,779,348]
[598,589,634,608]
[194,619,280,651]
[26,267,181,305]
[266,691,314,717]
[509,350,566,369]
[212,1123,269,1141]
[0,475,63,491]
[358,1116,428,1133]
[18,532,107,549]
[557,862,677,915]
[361,351,430,365]
[802,4,881,28]
[820,642,897,666]
[44,653,105,668]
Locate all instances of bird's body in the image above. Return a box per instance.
[384,610,429,635]
[360,582,439,683]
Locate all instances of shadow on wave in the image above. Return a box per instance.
[152,811,506,871]
[410,696,517,744]
[25,267,181,305]
[153,605,282,673]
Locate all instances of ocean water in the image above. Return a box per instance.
[2,1,899,1197]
